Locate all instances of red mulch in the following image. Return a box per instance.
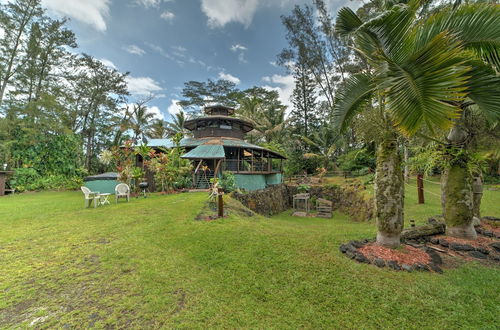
[359,243,431,265]
[433,235,497,248]
[481,223,500,235]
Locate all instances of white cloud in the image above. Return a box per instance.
[230,44,247,52]
[134,0,160,8]
[218,72,240,85]
[172,45,187,52]
[123,103,164,120]
[160,11,175,21]
[148,105,165,120]
[262,74,295,114]
[167,99,182,115]
[230,44,248,63]
[100,58,117,69]
[201,0,260,28]
[123,44,146,56]
[41,0,110,32]
[126,76,163,96]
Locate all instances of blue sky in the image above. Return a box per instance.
[40,0,354,121]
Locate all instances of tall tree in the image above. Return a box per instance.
[290,61,318,139]
[0,0,43,106]
[178,79,241,113]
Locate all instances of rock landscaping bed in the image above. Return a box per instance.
[340,217,500,273]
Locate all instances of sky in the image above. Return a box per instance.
[39,0,356,121]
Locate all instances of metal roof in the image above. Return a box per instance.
[181,144,225,159]
[143,137,286,159]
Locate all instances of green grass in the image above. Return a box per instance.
[0,189,499,328]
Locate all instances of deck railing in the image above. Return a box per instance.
[222,159,281,173]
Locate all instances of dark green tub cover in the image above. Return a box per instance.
[181,144,225,159]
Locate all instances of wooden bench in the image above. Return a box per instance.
[316,198,333,218]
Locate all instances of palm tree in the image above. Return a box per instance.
[166,111,190,138]
[129,102,155,143]
[148,119,168,139]
[301,125,342,168]
[334,1,500,245]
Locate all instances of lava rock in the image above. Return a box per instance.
[469,251,487,259]
[401,264,413,272]
[489,242,500,252]
[415,263,430,272]
[475,247,489,255]
[350,240,365,248]
[429,263,443,274]
[345,250,356,259]
[483,231,494,238]
[339,244,348,253]
[482,216,500,222]
[354,253,369,263]
[374,258,385,268]
[475,227,484,235]
[439,239,449,247]
[387,260,401,270]
[450,243,475,251]
[430,237,439,244]
[425,248,443,265]
[490,255,500,262]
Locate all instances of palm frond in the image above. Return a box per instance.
[385,32,469,135]
[466,61,500,124]
[335,7,363,36]
[333,72,374,133]
[416,4,500,70]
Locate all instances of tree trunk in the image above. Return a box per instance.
[472,172,483,226]
[403,142,409,183]
[442,122,476,239]
[374,136,404,248]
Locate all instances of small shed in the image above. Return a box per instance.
[84,172,118,194]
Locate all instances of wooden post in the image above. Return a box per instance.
[237,149,240,173]
[217,188,224,217]
[0,172,6,196]
[417,173,425,204]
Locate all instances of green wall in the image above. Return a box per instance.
[266,173,282,185]
[84,180,118,194]
[234,173,283,191]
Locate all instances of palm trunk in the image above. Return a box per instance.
[375,136,404,248]
[442,123,476,239]
[472,172,483,226]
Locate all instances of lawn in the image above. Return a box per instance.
[0,187,499,328]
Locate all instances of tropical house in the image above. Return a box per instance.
[139,105,286,190]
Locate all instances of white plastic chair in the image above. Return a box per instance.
[81,186,100,208]
[115,183,130,203]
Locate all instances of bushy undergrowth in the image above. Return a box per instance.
[9,168,83,192]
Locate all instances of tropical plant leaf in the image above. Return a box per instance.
[416,4,500,70]
[385,31,469,135]
[333,72,374,132]
[335,7,363,36]
[466,61,500,124]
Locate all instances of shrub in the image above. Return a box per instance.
[9,168,83,192]
[337,148,375,172]
[219,172,236,193]
[297,184,310,193]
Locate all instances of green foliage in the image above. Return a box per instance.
[284,150,323,176]
[219,172,236,193]
[297,184,310,193]
[10,133,83,177]
[9,168,82,192]
[336,148,375,172]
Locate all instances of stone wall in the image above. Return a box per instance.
[232,183,374,221]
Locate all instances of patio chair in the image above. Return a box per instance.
[81,186,100,208]
[115,183,130,203]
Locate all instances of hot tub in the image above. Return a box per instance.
[84,172,119,194]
